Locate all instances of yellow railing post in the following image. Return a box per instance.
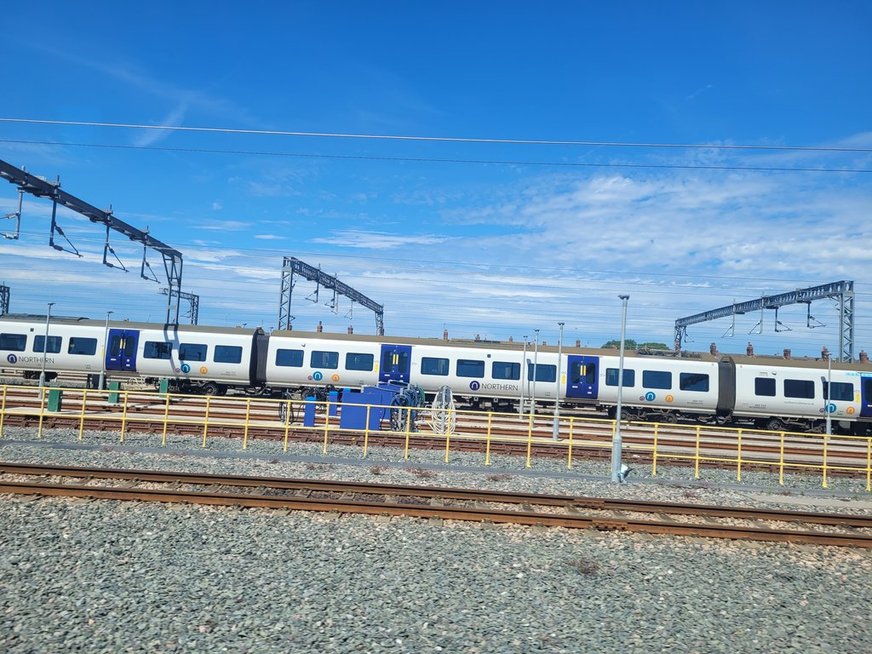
[363,405,371,458]
[694,426,701,479]
[78,389,88,441]
[525,412,534,469]
[243,398,252,450]
[651,424,659,477]
[0,385,7,438]
[202,395,211,448]
[866,437,871,492]
[736,429,743,482]
[566,416,574,470]
[321,400,330,454]
[822,433,829,489]
[484,411,493,466]
[161,392,171,446]
[403,406,412,460]
[119,391,129,442]
[443,408,452,464]
[779,431,786,485]
[37,386,47,438]
[283,400,292,453]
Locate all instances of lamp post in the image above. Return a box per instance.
[611,295,630,483]
[552,321,565,440]
[98,310,114,391]
[518,335,528,417]
[39,302,55,393]
[823,352,832,437]
[531,328,540,415]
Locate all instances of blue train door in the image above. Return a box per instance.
[380,344,411,384]
[106,329,139,372]
[566,355,599,400]
[861,376,872,418]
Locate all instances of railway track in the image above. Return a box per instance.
[2,463,870,548]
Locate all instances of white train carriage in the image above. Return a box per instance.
[109,322,263,394]
[730,356,866,431]
[592,353,722,421]
[0,315,104,378]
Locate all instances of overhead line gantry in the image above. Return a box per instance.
[279,256,384,335]
[0,158,184,324]
[674,280,855,361]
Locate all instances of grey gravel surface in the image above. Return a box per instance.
[1,427,871,653]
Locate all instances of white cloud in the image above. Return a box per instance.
[312,230,451,250]
[254,234,285,240]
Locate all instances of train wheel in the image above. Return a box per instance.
[202,382,220,396]
[764,418,784,432]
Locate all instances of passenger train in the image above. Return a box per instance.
[1,314,871,434]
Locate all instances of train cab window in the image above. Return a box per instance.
[823,381,853,402]
[457,359,485,378]
[784,379,814,399]
[679,373,710,392]
[311,350,339,369]
[214,345,243,364]
[421,357,449,376]
[0,333,26,351]
[642,370,672,390]
[179,343,208,362]
[492,361,521,380]
[572,362,598,386]
[345,352,374,371]
[144,341,173,360]
[68,338,97,356]
[33,335,62,354]
[527,363,557,383]
[275,349,304,367]
[605,368,635,387]
[754,378,776,396]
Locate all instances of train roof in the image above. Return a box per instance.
[0,314,258,336]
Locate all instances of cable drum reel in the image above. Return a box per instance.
[389,385,426,432]
[428,385,456,435]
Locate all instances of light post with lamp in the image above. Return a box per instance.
[611,295,630,483]
[39,302,55,393]
[98,310,114,391]
[552,321,565,440]
[531,328,540,414]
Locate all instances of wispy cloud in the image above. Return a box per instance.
[254,234,285,240]
[197,220,249,232]
[312,229,451,250]
[133,102,188,147]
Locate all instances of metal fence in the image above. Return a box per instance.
[1,383,870,492]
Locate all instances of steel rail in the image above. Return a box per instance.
[2,462,871,533]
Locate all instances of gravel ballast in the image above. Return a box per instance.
[1,427,871,653]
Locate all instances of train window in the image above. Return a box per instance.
[33,335,62,354]
[823,381,853,402]
[214,345,243,364]
[311,350,339,369]
[605,368,635,387]
[179,343,208,362]
[345,352,374,371]
[0,333,26,351]
[275,349,304,367]
[421,357,449,376]
[492,361,521,380]
[144,341,173,359]
[457,359,485,378]
[784,379,814,399]
[755,378,776,396]
[527,363,557,383]
[68,338,97,356]
[642,370,671,390]
[679,373,709,392]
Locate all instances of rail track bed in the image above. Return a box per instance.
[2,462,870,548]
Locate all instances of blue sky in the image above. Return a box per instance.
[1,1,870,357]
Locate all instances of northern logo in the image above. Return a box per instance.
[6,354,17,364]
[469,380,481,391]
